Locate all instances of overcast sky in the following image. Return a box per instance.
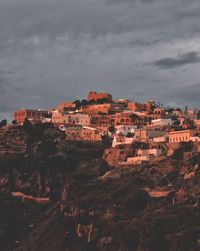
[1,0,200,120]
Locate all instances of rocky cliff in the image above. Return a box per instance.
[0,124,200,251]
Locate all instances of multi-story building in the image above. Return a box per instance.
[52,111,90,126]
[115,125,137,136]
[137,148,163,158]
[55,101,76,112]
[65,113,90,126]
[128,102,142,111]
[87,91,112,102]
[90,114,111,128]
[112,134,134,147]
[81,104,112,114]
[51,110,63,124]
[113,99,129,104]
[153,108,166,117]
[64,125,101,141]
[134,129,167,142]
[128,100,156,112]
[151,119,172,127]
[169,130,195,143]
[111,112,134,125]
[13,109,49,124]
[194,120,200,131]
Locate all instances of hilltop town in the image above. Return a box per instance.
[8,90,200,166]
[0,91,200,251]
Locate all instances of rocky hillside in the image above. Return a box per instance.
[0,124,200,251]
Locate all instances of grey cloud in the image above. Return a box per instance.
[106,0,155,4]
[152,52,200,69]
[178,8,200,18]
[0,70,5,75]
[1,0,200,120]
[0,69,15,75]
[165,83,200,107]
[0,73,11,96]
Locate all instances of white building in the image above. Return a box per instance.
[52,111,90,126]
[65,113,90,126]
[151,119,172,127]
[137,148,163,158]
[190,136,200,142]
[152,135,167,143]
[112,134,134,147]
[115,124,137,136]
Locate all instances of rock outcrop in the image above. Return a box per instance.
[0,124,200,251]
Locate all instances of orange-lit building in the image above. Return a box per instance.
[90,114,111,128]
[13,109,49,124]
[134,129,167,142]
[153,108,166,117]
[128,102,150,111]
[194,120,200,131]
[127,102,138,111]
[87,91,112,102]
[169,130,195,143]
[81,104,112,114]
[65,125,101,141]
[128,100,156,112]
[52,110,63,124]
[52,111,90,126]
[56,101,75,111]
[113,99,129,104]
[111,112,134,125]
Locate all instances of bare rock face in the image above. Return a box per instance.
[103,144,133,167]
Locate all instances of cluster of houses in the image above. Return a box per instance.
[12,91,200,164]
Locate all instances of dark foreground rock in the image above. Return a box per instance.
[0,125,200,251]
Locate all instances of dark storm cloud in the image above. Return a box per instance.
[0,76,9,95]
[152,52,200,69]
[106,0,155,4]
[1,0,200,120]
[166,83,200,106]
[178,8,200,18]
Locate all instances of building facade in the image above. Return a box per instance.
[56,101,75,111]
[169,130,195,143]
[81,104,112,114]
[13,109,49,124]
[111,112,134,125]
[115,125,137,136]
[52,111,90,126]
[90,114,111,128]
[65,125,101,141]
[87,91,112,102]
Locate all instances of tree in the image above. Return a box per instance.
[80,99,88,106]
[0,119,7,128]
[108,125,115,133]
[73,100,81,108]
[88,99,96,105]
[23,118,32,132]
[166,108,174,114]
[12,120,17,125]
[130,113,139,122]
